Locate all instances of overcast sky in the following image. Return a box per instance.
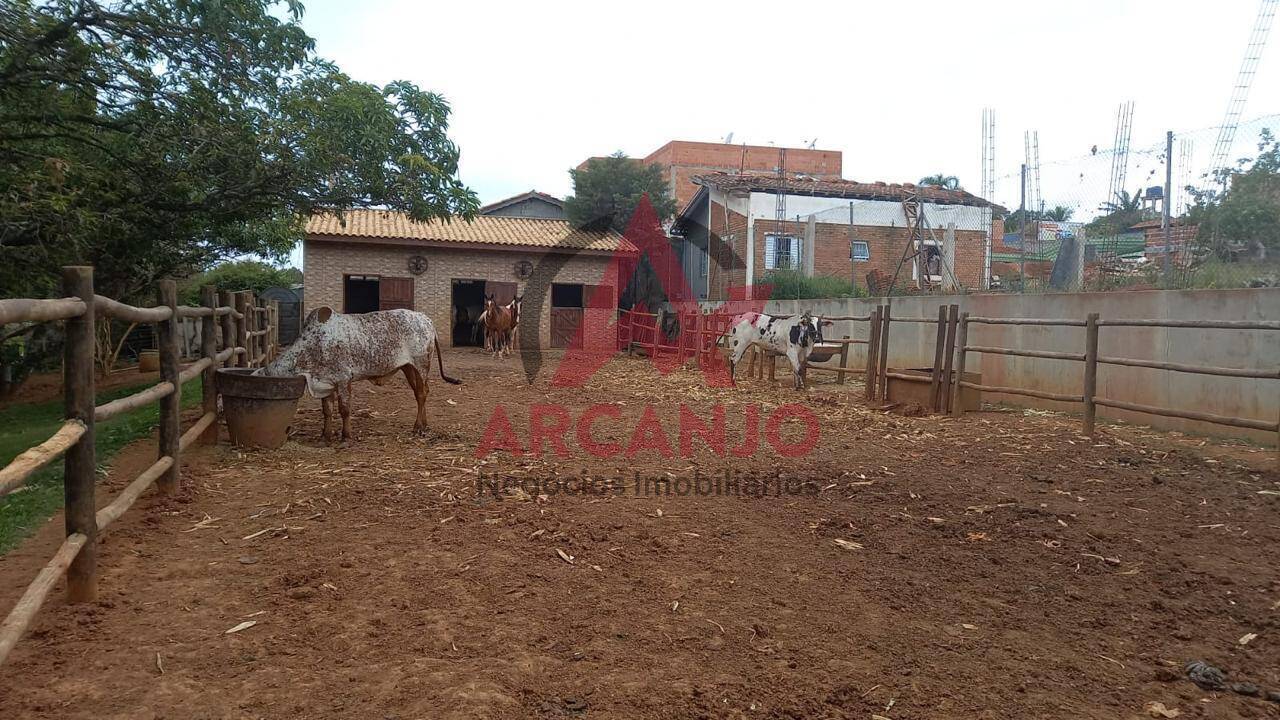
[289,0,1279,263]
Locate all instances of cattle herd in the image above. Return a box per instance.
[254,306,831,441]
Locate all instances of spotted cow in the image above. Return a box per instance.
[256,308,460,441]
[725,312,833,390]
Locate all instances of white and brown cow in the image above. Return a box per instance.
[725,311,833,390]
[256,307,460,441]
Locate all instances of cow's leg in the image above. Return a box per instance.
[787,347,805,390]
[321,395,334,442]
[401,364,430,435]
[336,382,354,441]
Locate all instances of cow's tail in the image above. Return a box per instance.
[434,337,462,384]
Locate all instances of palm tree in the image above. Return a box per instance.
[1042,205,1074,222]
[1100,190,1141,214]
[918,174,961,190]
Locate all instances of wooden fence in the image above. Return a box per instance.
[0,267,279,667]
[627,302,1278,455]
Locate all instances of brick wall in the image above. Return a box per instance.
[759,219,983,291]
[648,142,843,210]
[304,237,621,347]
[707,200,748,300]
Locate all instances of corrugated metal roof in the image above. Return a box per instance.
[306,209,634,253]
[692,172,1005,211]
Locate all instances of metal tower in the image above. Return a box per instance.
[1106,101,1135,206]
[1208,0,1278,184]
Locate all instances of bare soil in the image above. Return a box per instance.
[1,349,1277,719]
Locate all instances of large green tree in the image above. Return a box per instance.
[178,260,302,305]
[0,0,478,303]
[564,153,676,233]
[1187,128,1280,260]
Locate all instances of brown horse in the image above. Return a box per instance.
[482,294,517,358]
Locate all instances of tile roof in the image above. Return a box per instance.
[479,190,564,214]
[692,172,1005,211]
[306,209,634,253]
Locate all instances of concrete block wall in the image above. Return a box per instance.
[708,288,1280,443]
[304,238,620,348]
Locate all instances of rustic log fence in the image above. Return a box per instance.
[0,267,279,666]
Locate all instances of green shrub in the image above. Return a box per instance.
[761,269,867,300]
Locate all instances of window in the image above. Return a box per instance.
[765,234,801,270]
[851,241,870,262]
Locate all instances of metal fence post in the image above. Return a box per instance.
[157,279,180,493]
[1083,313,1100,435]
[199,285,218,445]
[62,266,97,603]
[950,312,969,417]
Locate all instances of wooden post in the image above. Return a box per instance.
[62,266,97,603]
[1082,312,1100,436]
[877,305,892,401]
[940,304,959,414]
[950,312,969,417]
[837,334,850,384]
[199,285,218,445]
[747,345,758,378]
[865,307,881,401]
[929,305,948,412]
[235,292,249,368]
[767,354,776,383]
[157,279,180,494]
[218,290,236,368]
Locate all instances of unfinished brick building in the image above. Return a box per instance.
[672,173,1004,300]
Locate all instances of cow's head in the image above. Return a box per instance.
[788,313,834,347]
[302,306,334,331]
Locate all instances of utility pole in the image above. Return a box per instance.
[1162,130,1174,284]
[848,202,857,292]
[1019,163,1027,291]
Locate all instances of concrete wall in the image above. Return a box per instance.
[711,288,1280,443]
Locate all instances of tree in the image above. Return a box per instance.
[1086,189,1144,236]
[918,174,961,190]
[0,0,478,304]
[1042,205,1074,222]
[178,261,302,305]
[1187,128,1280,260]
[564,153,676,233]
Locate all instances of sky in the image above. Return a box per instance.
[288,0,1280,264]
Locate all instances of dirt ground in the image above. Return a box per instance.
[0,349,1277,719]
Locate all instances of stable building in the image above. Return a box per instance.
[303,208,632,348]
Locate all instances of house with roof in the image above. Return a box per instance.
[671,173,1004,300]
[303,206,632,348]
[478,190,566,219]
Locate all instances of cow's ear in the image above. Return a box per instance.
[303,306,334,329]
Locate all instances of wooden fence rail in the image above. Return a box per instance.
[0,266,278,667]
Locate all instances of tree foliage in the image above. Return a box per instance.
[1187,129,1280,260]
[564,153,676,234]
[0,0,478,303]
[918,174,961,190]
[178,260,302,305]
[1085,189,1145,237]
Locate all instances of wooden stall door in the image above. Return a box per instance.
[379,277,414,311]
[550,308,583,349]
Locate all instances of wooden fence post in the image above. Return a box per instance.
[62,266,97,603]
[950,312,969,417]
[865,307,881,401]
[218,290,235,368]
[157,279,180,494]
[837,335,850,385]
[941,304,959,414]
[876,305,892,401]
[235,292,249,368]
[1082,312,1100,436]
[270,300,280,359]
[199,285,218,445]
[929,305,948,412]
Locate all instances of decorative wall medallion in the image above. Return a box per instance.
[407,255,428,275]
[514,260,534,280]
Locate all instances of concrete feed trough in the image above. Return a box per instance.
[215,368,306,449]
